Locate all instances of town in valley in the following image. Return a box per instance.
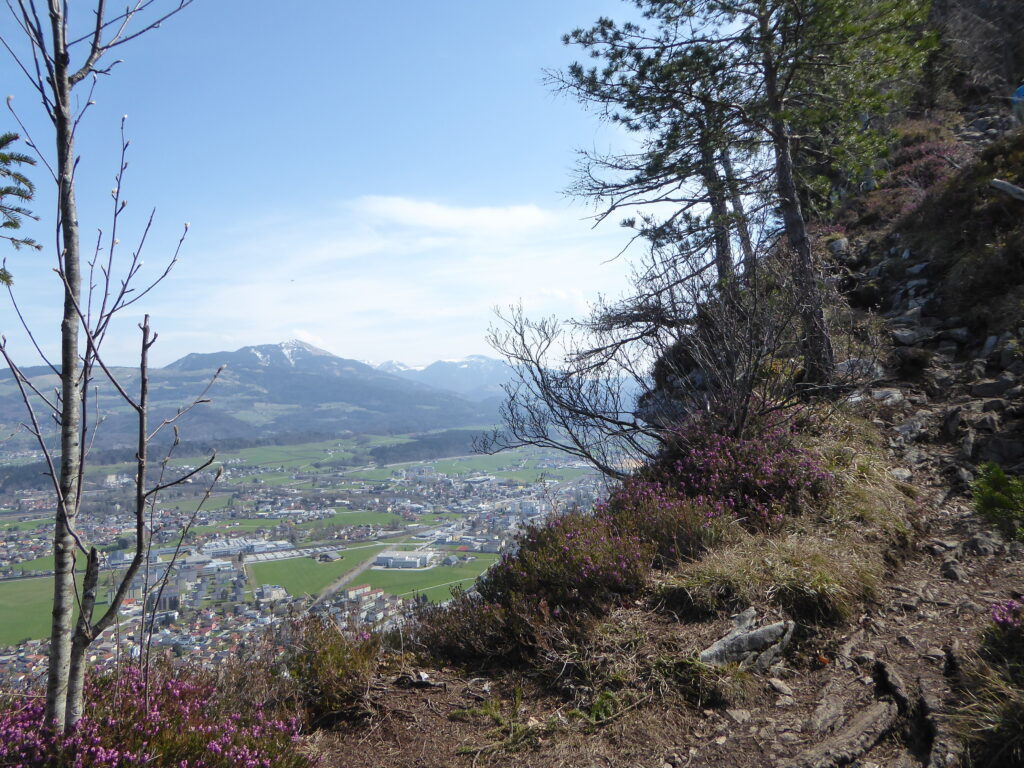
[0,438,601,686]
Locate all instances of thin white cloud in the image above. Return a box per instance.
[144,195,635,367]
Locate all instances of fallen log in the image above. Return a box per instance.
[699,607,795,671]
[990,178,1024,202]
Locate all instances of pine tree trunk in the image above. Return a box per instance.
[45,0,84,732]
[698,137,734,285]
[759,10,834,384]
[720,149,756,280]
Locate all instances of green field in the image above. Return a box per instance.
[0,575,103,647]
[2,517,50,532]
[343,466,402,481]
[83,435,414,484]
[0,577,58,645]
[13,554,58,573]
[298,509,402,529]
[430,454,523,475]
[247,545,388,597]
[342,449,595,486]
[360,554,498,602]
[159,494,236,513]
[190,517,276,535]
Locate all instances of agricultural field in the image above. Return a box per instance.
[359,553,499,603]
[342,466,402,482]
[342,449,596,485]
[247,545,389,597]
[189,517,277,535]
[0,574,100,646]
[11,553,66,573]
[1,517,50,532]
[297,509,401,530]
[158,494,236,513]
[81,434,414,484]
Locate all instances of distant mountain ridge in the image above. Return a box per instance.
[374,354,513,402]
[166,339,338,371]
[0,341,496,451]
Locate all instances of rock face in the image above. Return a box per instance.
[699,608,795,672]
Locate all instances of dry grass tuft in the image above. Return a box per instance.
[657,412,917,624]
[657,530,883,623]
[953,660,1024,767]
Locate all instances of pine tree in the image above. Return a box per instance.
[560,0,932,383]
[0,131,39,265]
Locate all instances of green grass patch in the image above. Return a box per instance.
[191,517,276,534]
[298,509,402,529]
[10,553,91,574]
[342,466,402,481]
[159,494,235,512]
[2,517,50,532]
[0,574,104,647]
[247,545,388,597]
[360,554,498,602]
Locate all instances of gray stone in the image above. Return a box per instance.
[894,417,925,440]
[871,388,904,405]
[769,678,794,697]
[836,357,884,380]
[941,558,967,581]
[979,436,1024,464]
[906,278,929,295]
[901,248,912,260]
[956,466,975,485]
[941,327,970,343]
[982,399,1007,412]
[972,375,1016,398]
[942,407,963,439]
[973,412,1001,432]
[930,369,956,393]
[726,708,751,724]
[826,237,849,256]
[981,335,1000,357]
[1000,342,1021,369]
[893,305,922,324]
[963,531,1005,557]
[699,608,795,671]
[960,428,976,460]
[889,467,913,482]
[892,327,925,346]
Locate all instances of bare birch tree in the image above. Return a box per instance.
[1,0,200,732]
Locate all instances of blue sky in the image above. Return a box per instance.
[2,1,643,367]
